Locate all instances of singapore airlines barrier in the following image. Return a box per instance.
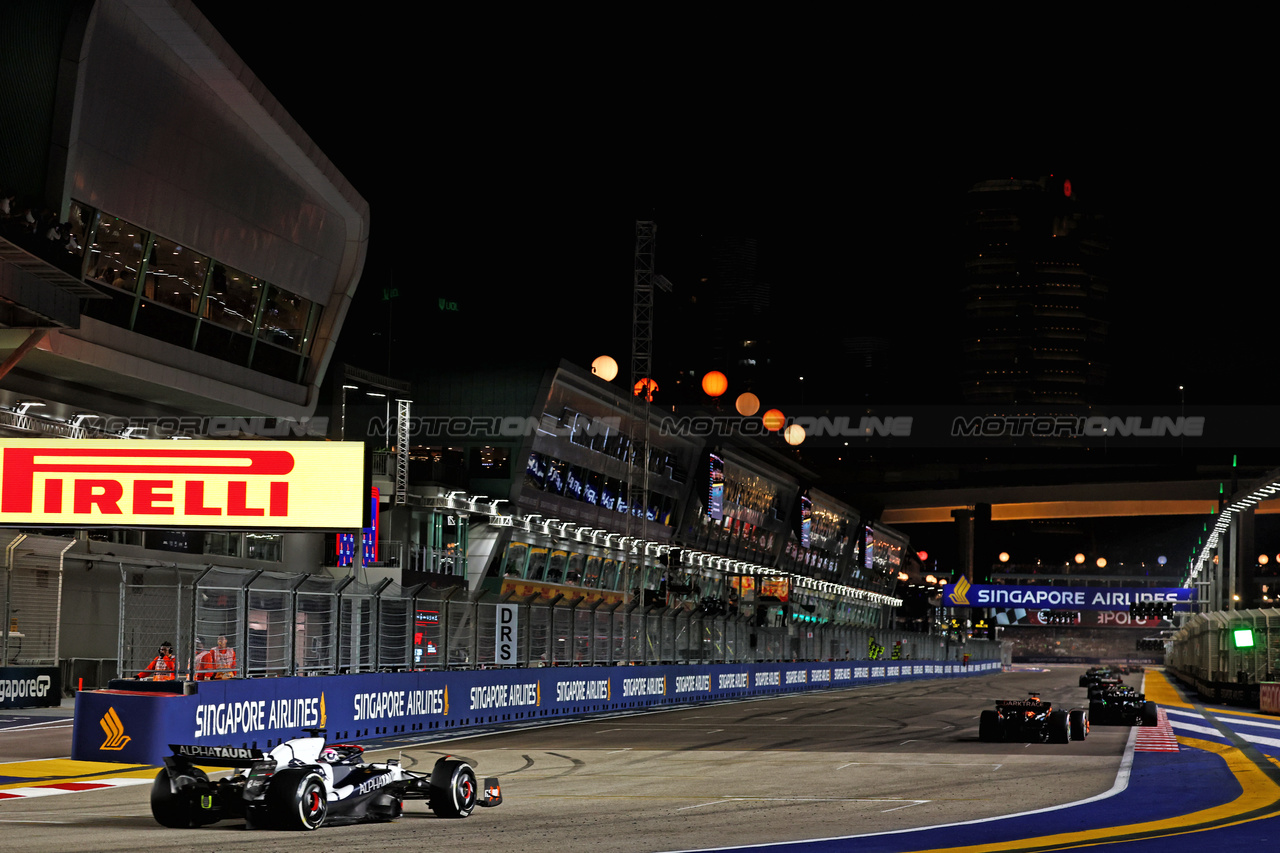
[72,658,998,765]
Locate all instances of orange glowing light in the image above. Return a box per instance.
[633,378,658,401]
[591,355,619,381]
[762,409,785,431]
[701,371,728,397]
[735,392,760,416]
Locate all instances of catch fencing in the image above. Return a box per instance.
[2,533,71,668]
[117,566,1000,680]
[1166,608,1280,685]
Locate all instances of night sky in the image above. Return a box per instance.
[191,6,1275,574]
[189,6,1267,408]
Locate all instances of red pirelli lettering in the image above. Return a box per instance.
[74,480,123,514]
[2,447,295,516]
[184,481,221,515]
[133,480,174,515]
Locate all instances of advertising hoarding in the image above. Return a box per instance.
[942,579,1195,611]
[0,440,363,529]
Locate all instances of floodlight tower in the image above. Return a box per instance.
[627,221,672,546]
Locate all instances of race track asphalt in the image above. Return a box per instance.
[1,665,1277,852]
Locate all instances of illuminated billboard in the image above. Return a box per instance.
[798,492,812,548]
[708,452,724,521]
[760,577,789,602]
[0,439,364,529]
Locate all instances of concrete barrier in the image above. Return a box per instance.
[72,658,999,765]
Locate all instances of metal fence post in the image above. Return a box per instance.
[188,566,215,680]
[237,570,263,678]
[116,563,125,679]
[370,577,393,670]
[439,586,463,668]
[332,576,354,675]
[286,574,308,676]
[604,601,622,666]
[472,591,488,668]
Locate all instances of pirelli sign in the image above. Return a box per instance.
[0,440,364,529]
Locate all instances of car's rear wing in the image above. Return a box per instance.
[167,744,266,766]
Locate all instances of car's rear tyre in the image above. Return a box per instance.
[430,758,478,818]
[1141,701,1159,727]
[1049,710,1071,743]
[1069,708,1088,740]
[978,709,1002,742]
[266,768,328,830]
[150,770,197,828]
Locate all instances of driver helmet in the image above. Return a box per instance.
[321,747,339,762]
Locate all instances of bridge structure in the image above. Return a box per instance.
[858,463,1280,616]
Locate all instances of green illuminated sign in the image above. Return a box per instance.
[1233,628,1255,648]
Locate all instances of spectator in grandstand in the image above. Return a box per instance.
[138,641,177,681]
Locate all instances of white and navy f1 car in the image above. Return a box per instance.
[150,730,501,830]
[978,692,1088,744]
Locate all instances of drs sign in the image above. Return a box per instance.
[496,604,518,665]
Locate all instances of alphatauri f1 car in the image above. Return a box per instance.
[1088,686,1159,727]
[150,731,501,830]
[979,692,1088,744]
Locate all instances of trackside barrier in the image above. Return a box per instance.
[0,666,61,709]
[1261,682,1280,714]
[71,658,1000,765]
[1166,608,1280,709]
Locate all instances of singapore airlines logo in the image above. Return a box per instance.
[99,707,130,750]
[949,576,972,606]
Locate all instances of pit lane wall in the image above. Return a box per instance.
[72,658,999,765]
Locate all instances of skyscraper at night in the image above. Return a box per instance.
[959,176,1109,405]
[665,234,782,405]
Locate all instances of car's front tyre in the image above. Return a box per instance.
[430,758,478,818]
